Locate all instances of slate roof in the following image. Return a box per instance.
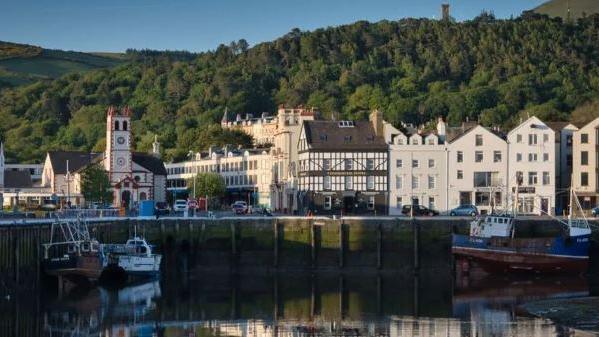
[132,153,167,176]
[47,151,102,174]
[3,170,32,188]
[303,120,387,151]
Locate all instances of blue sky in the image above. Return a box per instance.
[1,0,547,53]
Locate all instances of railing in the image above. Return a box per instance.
[49,208,121,219]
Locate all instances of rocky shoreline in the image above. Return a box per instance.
[522,297,599,336]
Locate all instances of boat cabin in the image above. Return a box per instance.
[470,214,514,238]
[124,237,152,257]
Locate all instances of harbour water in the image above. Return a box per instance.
[2,267,598,337]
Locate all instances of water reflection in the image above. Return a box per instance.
[5,272,592,337]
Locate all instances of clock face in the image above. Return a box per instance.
[117,136,126,145]
[117,157,126,167]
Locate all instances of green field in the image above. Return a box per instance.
[0,42,125,87]
[534,0,599,19]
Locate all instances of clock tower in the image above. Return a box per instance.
[105,106,132,181]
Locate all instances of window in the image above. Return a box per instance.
[543,153,549,162]
[516,171,523,185]
[323,159,330,170]
[528,153,537,162]
[367,176,375,190]
[324,196,332,210]
[123,121,128,131]
[396,175,402,189]
[543,133,549,143]
[475,151,483,163]
[320,134,327,141]
[324,176,331,190]
[428,175,435,189]
[528,134,537,145]
[528,171,538,185]
[457,170,463,179]
[114,120,120,130]
[412,138,419,145]
[566,135,572,146]
[516,134,522,143]
[428,159,435,168]
[581,172,589,186]
[427,138,434,145]
[412,175,419,189]
[457,151,463,163]
[475,192,490,206]
[368,196,375,210]
[344,176,353,190]
[412,159,419,168]
[474,172,499,187]
[581,133,589,144]
[475,134,483,146]
[345,159,353,170]
[567,154,573,166]
[344,135,352,143]
[366,159,374,170]
[428,197,435,210]
[493,151,502,163]
[542,172,550,185]
[516,153,522,162]
[396,197,402,209]
[396,159,403,168]
[581,151,588,165]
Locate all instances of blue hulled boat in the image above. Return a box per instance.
[452,188,592,274]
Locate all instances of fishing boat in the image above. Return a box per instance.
[452,184,592,274]
[42,216,107,283]
[104,236,162,278]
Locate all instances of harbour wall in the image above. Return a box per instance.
[0,217,596,292]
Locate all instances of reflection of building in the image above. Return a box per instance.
[388,118,449,215]
[166,146,273,206]
[572,117,599,210]
[507,117,556,215]
[297,110,388,215]
[447,125,508,214]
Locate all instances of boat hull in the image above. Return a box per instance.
[452,234,590,274]
[43,254,105,281]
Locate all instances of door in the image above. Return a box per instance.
[121,190,131,209]
[343,197,355,214]
[460,192,471,206]
[541,198,549,214]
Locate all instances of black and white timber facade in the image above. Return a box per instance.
[297,112,389,215]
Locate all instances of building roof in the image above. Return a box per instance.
[303,120,387,151]
[3,170,32,188]
[132,153,167,176]
[47,151,102,174]
[447,124,506,144]
[545,121,576,131]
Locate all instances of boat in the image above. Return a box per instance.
[452,183,592,274]
[104,236,162,278]
[42,216,108,283]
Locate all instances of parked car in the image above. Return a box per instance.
[401,204,439,216]
[173,199,188,212]
[251,206,272,216]
[155,202,171,215]
[449,204,479,216]
[592,206,599,217]
[231,201,248,214]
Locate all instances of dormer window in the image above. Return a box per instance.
[344,135,352,142]
[320,134,327,141]
[338,121,355,128]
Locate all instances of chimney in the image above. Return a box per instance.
[152,135,161,158]
[436,117,446,143]
[369,109,384,137]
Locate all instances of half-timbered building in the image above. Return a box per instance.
[297,111,389,215]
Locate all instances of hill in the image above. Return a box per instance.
[0,13,598,163]
[533,0,599,20]
[0,41,125,88]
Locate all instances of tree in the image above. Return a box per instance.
[80,163,113,205]
[187,172,226,209]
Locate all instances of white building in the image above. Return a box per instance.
[165,147,273,207]
[447,125,508,214]
[572,117,599,210]
[507,117,556,215]
[388,118,448,215]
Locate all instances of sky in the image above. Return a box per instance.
[0,0,548,53]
